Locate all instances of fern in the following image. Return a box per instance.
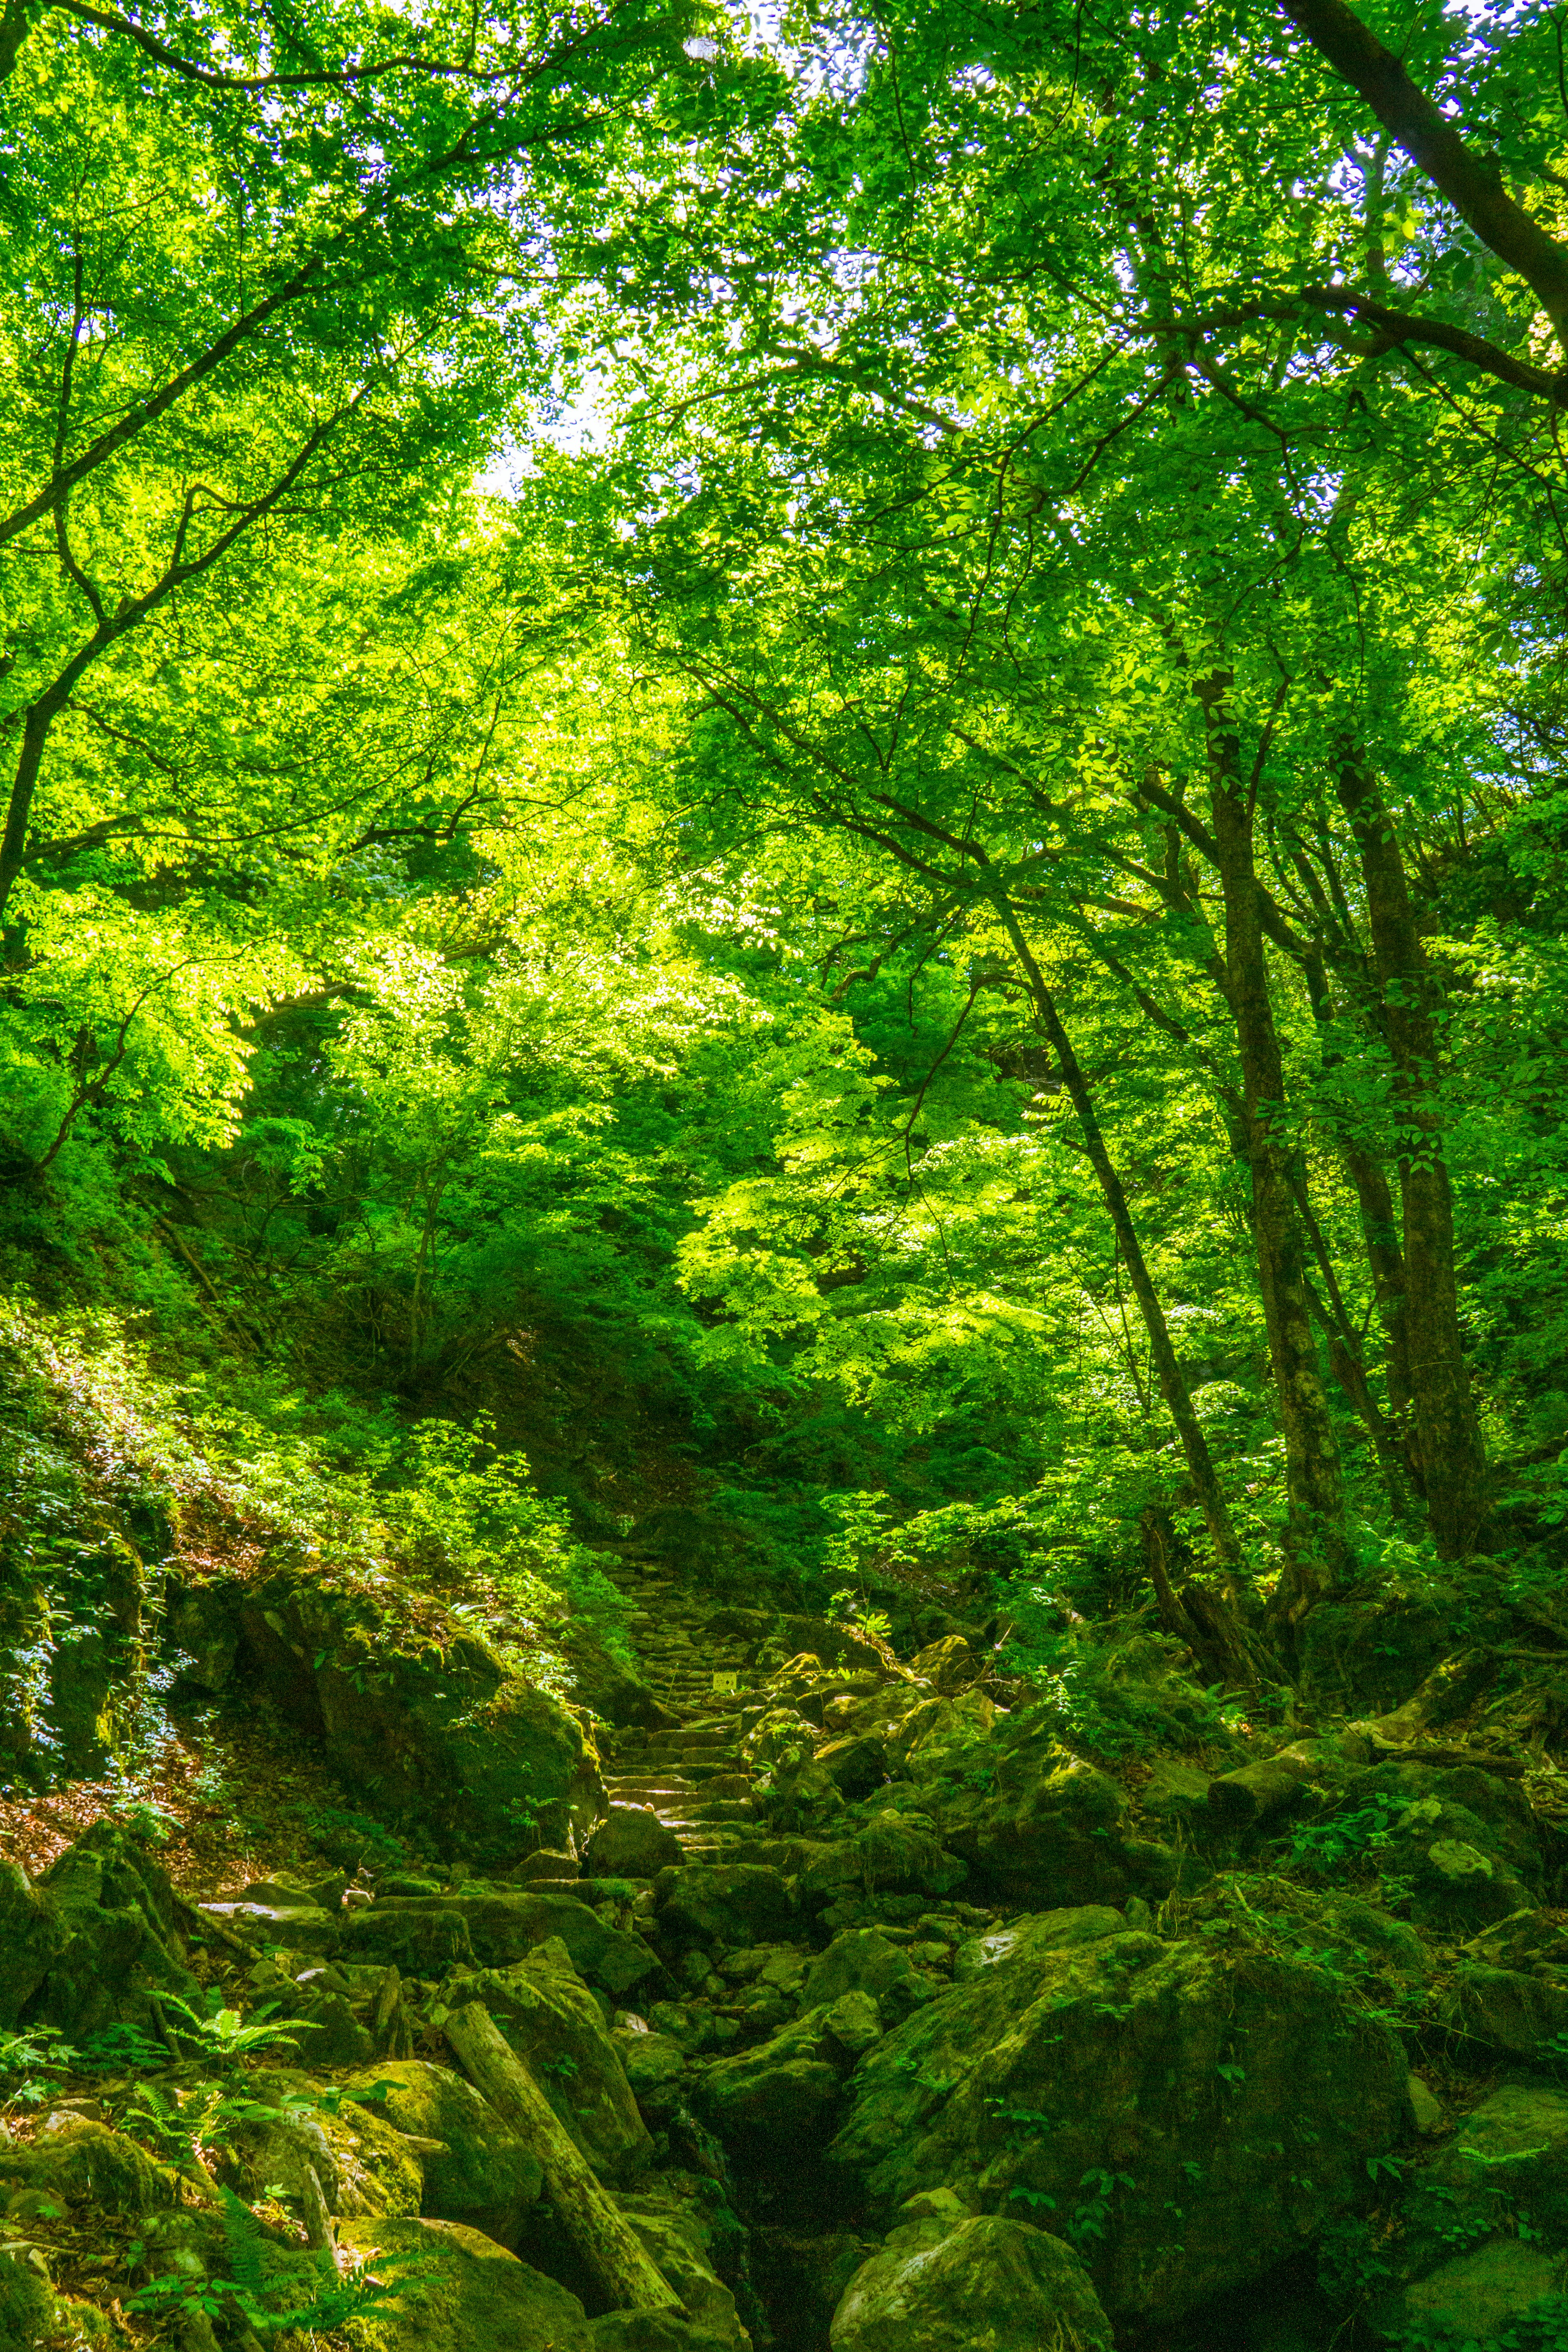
[217,2189,270,2304]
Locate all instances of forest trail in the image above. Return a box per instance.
[599,1556,760,1865]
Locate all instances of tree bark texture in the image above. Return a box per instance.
[1333,746,1488,1556]
[1198,673,1353,1617]
[996,903,1280,1685]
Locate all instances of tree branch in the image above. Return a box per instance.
[1275,0,1568,347]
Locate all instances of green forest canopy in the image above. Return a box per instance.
[3,0,1567,1682]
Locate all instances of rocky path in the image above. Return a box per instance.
[599,1557,761,1867]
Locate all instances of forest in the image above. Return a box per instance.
[2,0,1568,2345]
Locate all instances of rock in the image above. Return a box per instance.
[0,2249,59,2348]
[565,1630,676,1731]
[24,1821,200,2039]
[235,1569,606,1866]
[804,1930,919,2013]
[342,1904,475,1976]
[1446,1964,1568,2056]
[165,1581,242,1692]
[292,1987,374,2065]
[1405,2076,1446,2134]
[1298,1600,1458,1713]
[824,1991,882,2059]
[614,2030,688,2098]
[1205,1743,1333,1829]
[798,1816,965,1911]
[1313,1895,1430,1979]
[336,2215,590,2350]
[830,1925,1408,2322]
[0,1859,68,2027]
[199,1898,344,1953]
[1424,2082,1568,2233]
[744,1708,818,1772]
[907,1637,978,1695]
[602,2194,751,2351]
[697,2006,860,2162]
[830,2210,1113,2352]
[511,1850,581,1882]
[343,2060,543,2246]
[951,1907,1125,1983]
[587,1807,684,1879]
[229,2089,423,2234]
[816,1738,889,1801]
[452,1959,654,2180]
[347,1893,657,1996]
[1375,2241,1567,2345]
[1139,1759,1212,1828]
[933,1719,1176,1907]
[758,1763,848,1838]
[0,2116,175,2222]
[655,1866,795,1949]
[1385,1794,1539,1930]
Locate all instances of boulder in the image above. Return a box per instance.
[22,1821,200,2039]
[757,1763,848,1839]
[614,2030,688,2100]
[830,1925,1408,2322]
[604,2193,751,2351]
[655,1866,795,1949]
[342,2060,543,2247]
[0,1860,68,2028]
[1423,2082,1568,2238]
[451,1959,654,2180]
[951,1907,1124,1983]
[564,1630,676,1731]
[587,1807,684,1879]
[234,1568,606,1866]
[0,2116,175,2223]
[816,1738,889,1801]
[347,1893,656,1997]
[697,2005,862,2162]
[830,2207,1112,2352]
[907,1637,979,1696]
[1297,1599,1458,1713]
[340,1905,474,1976]
[804,1931,920,2014]
[1374,2241,1568,2345]
[336,2215,590,2350]
[931,1720,1176,1907]
[797,1815,965,1911]
[1445,1964,1568,2058]
[743,1710,818,1774]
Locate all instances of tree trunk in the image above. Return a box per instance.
[995,901,1276,1682]
[1197,673,1353,1619]
[1301,951,1416,1455]
[443,1998,682,2314]
[1333,745,1488,1557]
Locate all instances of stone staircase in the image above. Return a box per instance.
[599,1558,763,1865]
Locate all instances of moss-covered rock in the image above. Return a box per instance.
[1446,1964,1568,2056]
[830,1924,1408,2322]
[347,1891,656,1996]
[22,1821,200,2038]
[235,1570,606,1867]
[929,1721,1176,1907]
[341,2059,543,2247]
[0,2115,175,2223]
[450,1955,654,2180]
[339,2216,591,2352]
[829,2207,1113,2352]
[797,1816,964,1913]
[656,1866,795,1949]
[696,2006,860,2164]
